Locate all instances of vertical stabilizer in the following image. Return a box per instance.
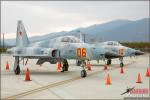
[16,20,29,47]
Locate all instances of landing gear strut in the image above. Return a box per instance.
[61,59,69,72]
[80,60,87,78]
[119,57,124,67]
[107,59,111,65]
[81,70,87,78]
[76,59,82,66]
[14,57,20,75]
[120,62,124,67]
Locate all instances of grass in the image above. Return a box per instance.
[0,48,7,53]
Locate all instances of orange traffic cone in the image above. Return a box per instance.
[87,64,92,71]
[136,73,142,83]
[25,68,31,81]
[6,61,10,70]
[145,68,150,77]
[106,74,111,85]
[57,62,61,72]
[120,67,124,74]
[104,64,107,70]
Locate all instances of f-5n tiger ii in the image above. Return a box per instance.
[7,20,122,77]
[94,41,144,67]
[75,30,144,67]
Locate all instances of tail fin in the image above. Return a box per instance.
[16,20,30,47]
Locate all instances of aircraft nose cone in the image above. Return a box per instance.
[135,50,145,55]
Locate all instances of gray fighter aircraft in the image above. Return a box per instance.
[7,20,122,77]
[75,30,144,67]
[93,41,144,67]
[76,41,145,67]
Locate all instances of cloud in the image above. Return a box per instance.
[1,1,149,39]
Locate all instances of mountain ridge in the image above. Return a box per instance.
[2,18,149,46]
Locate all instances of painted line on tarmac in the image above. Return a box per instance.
[5,61,136,100]
[6,71,100,100]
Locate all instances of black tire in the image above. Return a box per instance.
[120,63,124,67]
[107,59,111,65]
[61,66,65,72]
[14,65,20,75]
[65,60,69,71]
[62,59,69,72]
[107,60,110,65]
[64,65,68,71]
[81,70,87,78]
[109,59,111,65]
[61,66,68,72]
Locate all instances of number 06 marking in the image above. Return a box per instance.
[119,48,124,56]
[77,48,86,57]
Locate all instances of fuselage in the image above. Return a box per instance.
[8,36,106,61]
[96,41,144,57]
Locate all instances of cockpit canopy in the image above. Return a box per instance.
[104,41,122,46]
[54,36,83,43]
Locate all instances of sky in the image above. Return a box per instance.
[1,1,149,39]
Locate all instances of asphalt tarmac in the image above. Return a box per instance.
[0,54,149,99]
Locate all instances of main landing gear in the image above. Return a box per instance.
[64,59,87,78]
[14,57,20,75]
[80,60,87,78]
[107,59,111,65]
[61,59,69,72]
[81,70,87,78]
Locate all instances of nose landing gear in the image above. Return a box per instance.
[81,70,87,78]
[14,57,20,75]
[107,59,111,65]
[80,60,87,78]
[119,57,124,67]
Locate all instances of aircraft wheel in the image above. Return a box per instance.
[63,59,69,71]
[120,62,124,67]
[61,66,65,72]
[109,59,111,64]
[61,65,68,72]
[81,70,87,78]
[65,60,69,71]
[64,65,68,71]
[107,59,111,65]
[14,64,20,75]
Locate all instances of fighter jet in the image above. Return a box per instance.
[94,41,144,67]
[75,30,144,67]
[7,20,121,77]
